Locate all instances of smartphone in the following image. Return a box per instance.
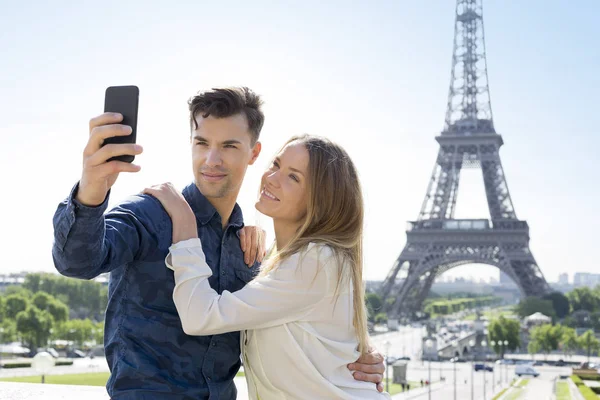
[103,85,139,163]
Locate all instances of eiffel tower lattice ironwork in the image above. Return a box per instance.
[380,0,550,319]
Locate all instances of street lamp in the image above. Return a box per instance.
[469,339,476,400]
[490,340,496,393]
[503,340,509,384]
[32,352,54,383]
[384,340,391,393]
[0,327,4,369]
[438,351,443,382]
[451,340,458,400]
[481,340,488,400]
[425,339,433,400]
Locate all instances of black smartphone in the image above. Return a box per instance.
[103,85,139,163]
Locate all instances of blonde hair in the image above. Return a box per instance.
[259,135,369,355]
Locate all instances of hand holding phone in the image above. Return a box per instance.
[75,86,143,207]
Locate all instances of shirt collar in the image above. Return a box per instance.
[182,183,244,228]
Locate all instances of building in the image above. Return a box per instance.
[573,273,600,288]
[558,273,569,285]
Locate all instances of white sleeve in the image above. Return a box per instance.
[165,238,331,336]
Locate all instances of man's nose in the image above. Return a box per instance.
[205,148,222,167]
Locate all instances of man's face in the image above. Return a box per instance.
[191,113,261,202]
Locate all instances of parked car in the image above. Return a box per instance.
[474,363,493,372]
[515,364,539,377]
[451,357,466,363]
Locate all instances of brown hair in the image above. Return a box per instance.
[260,135,369,355]
[188,87,264,144]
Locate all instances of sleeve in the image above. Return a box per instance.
[166,239,331,335]
[52,182,168,280]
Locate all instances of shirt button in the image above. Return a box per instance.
[212,342,217,347]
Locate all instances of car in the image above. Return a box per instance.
[474,363,493,372]
[515,364,539,377]
[451,357,466,363]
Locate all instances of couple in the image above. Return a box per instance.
[52,87,391,399]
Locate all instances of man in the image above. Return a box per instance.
[52,87,384,399]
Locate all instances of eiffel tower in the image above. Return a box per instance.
[380,0,550,319]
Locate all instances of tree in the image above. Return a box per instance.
[16,306,54,349]
[529,324,563,359]
[32,292,69,324]
[528,340,540,360]
[568,287,599,313]
[366,293,383,322]
[488,315,521,357]
[3,286,32,298]
[578,330,600,364]
[54,319,95,347]
[543,292,570,319]
[375,313,388,325]
[560,326,579,359]
[514,297,556,319]
[0,320,17,343]
[0,296,5,322]
[5,295,29,319]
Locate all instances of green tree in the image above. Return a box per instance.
[0,296,5,322]
[5,295,29,319]
[93,321,104,344]
[488,315,521,357]
[366,293,383,322]
[32,292,69,323]
[560,326,579,359]
[514,297,556,319]
[578,330,600,363]
[3,286,32,297]
[543,292,570,319]
[568,288,599,313]
[374,313,388,325]
[528,340,540,360]
[16,306,54,349]
[54,319,95,347]
[529,324,563,358]
[0,320,18,343]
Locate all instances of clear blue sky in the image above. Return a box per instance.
[1,0,598,282]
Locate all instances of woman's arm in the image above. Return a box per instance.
[166,239,330,335]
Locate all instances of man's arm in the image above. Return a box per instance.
[52,184,166,280]
[52,112,145,280]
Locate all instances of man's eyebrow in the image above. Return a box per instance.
[192,136,242,145]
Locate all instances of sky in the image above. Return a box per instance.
[0,0,598,282]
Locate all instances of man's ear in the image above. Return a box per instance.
[249,141,262,165]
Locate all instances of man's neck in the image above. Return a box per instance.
[206,194,237,230]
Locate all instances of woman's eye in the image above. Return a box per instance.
[290,174,299,182]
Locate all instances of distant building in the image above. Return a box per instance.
[558,273,569,285]
[573,273,600,288]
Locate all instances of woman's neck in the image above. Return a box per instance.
[273,219,301,251]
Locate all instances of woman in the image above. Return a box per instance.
[144,135,391,399]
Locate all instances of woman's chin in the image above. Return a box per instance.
[255,200,272,217]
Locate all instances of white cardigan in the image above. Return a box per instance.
[166,239,391,400]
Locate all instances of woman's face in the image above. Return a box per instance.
[255,142,309,225]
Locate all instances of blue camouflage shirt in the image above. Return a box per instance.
[52,182,260,399]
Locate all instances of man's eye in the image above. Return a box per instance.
[224,145,237,149]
